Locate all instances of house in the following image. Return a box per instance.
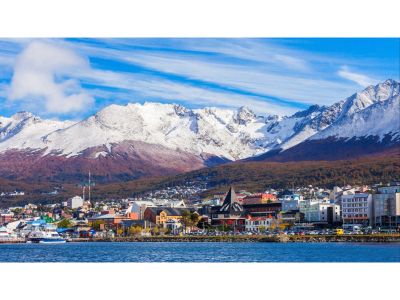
[143,207,193,227]
[245,216,273,232]
[210,186,246,231]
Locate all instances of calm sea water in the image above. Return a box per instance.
[0,242,399,262]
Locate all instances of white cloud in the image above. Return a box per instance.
[76,68,297,116]
[8,41,94,114]
[337,66,376,87]
[273,54,310,71]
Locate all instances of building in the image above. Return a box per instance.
[278,210,304,225]
[372,186,400,228]
[245,216,273,232]
[143,207,192,227]
[0,213,13,225]
[125,201,155,219]
[243,202,282,218]
[280,194,302,201]
[88,214,130,230]
[119,219,156,235]
[300,200,341,224]
[377,186,400,194]
[242,193,277,205]
[210,186,246,231]
[341,193,372,227]
[165,219,182,234]
[67,196,84,209]
[281,200,299,211]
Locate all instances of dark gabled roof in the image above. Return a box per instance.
[219,186,243,213]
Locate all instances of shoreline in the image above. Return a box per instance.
[1,234,400,244]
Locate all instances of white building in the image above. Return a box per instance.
[245,217,273,232]
[67,196,84,209]
[300,199,340,223]
[165,219,182,234]
[341,193,372,228]
[126,201,156,219]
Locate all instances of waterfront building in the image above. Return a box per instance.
[300,200,340,224]
[372,186,400,228]
[143,207,193,227]
[245,216,273,232]
[243,202,282,218]
[210,186,246,231]
[278,210,304,225]
[341,193,372,228]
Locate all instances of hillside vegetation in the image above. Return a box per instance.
[1,150,399,207]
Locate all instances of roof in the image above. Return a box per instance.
[219,186,244,213]
[146,207,194,216]
[120,219,156,227]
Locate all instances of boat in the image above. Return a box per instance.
[27,229,66,244]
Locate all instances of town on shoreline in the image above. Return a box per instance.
[1,180,400,244]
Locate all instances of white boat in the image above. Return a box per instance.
[27,230,66,244]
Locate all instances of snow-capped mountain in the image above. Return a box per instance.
[0,79,398,181]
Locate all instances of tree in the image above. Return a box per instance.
[117,228,124,236]
[152,226,159,235]
[181,210,191,231]
[129,226,143,236]
[57,218,72,228]
[259,225,266,233]
[190,212,200,227]
[181,210,200,232]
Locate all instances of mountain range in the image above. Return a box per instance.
[0,79,399,183]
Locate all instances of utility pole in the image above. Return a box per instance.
[88,171,91,203]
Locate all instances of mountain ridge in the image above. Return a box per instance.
[0,79,399,182]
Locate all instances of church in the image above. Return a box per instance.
[210,186,246,231]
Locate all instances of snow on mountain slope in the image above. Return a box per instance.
[0,112,74,151]
[312,92,400,140]
[0,79,398,163]
[38,103,271,160]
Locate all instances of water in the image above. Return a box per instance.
[0,242,399,262]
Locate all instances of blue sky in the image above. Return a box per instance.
[0,38,398,120]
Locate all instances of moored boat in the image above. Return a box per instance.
[27,227,66,244]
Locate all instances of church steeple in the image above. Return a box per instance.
[219,186,243,213]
